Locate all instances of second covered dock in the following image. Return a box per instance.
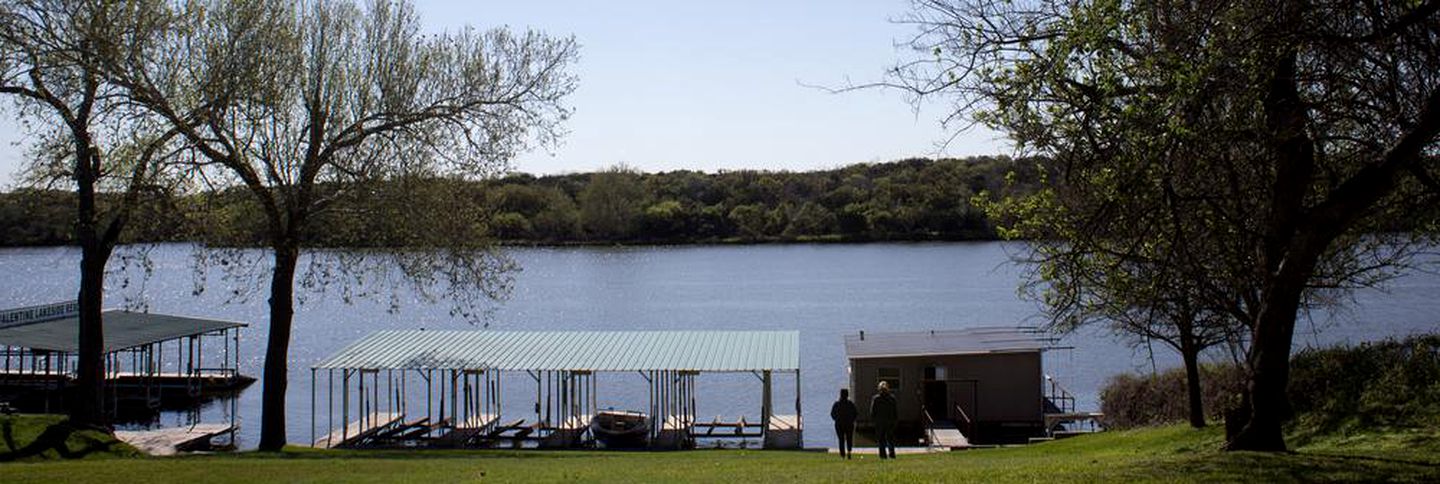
[310,330,801,450]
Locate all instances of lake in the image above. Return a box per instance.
[2,242,1437,448]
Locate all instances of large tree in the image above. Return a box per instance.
[579,165,645,240]
[108,0,577,450]
[891,0,1440,451]
[0,0,177,428]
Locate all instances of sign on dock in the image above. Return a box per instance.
[0,301,78,329]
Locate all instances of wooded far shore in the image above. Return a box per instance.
[0,157,1046,248]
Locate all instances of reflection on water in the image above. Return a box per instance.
[1,242,1437,448]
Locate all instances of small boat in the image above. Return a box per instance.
[590,410,650,448]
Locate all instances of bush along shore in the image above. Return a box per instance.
[1099,333,1440,442]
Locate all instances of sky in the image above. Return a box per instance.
[0,0,1008,188]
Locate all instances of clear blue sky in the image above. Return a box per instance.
[0,0,1006,187]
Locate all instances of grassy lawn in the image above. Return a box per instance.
[2,415,1438,483]
[0,414,140,461]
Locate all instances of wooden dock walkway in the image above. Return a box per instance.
[0,369,255,404]
[114,424,234,456]
[432,414,498,447]
[692,416,763,437]
[541,415,591,448]
[764,414,802,449]
[769,414,800,431]
[1045,411,1105,429]
[313,411,403,449]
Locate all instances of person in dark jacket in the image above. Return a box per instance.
[871,381,898,459]
[830,388,858,459]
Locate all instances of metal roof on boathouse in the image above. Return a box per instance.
[843,326,1056,359]
[314,330,800,372]
[0,309,245,353]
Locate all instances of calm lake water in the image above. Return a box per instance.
[1,242,1437,448]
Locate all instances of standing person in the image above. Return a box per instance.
[831,388,858,459]
[871,381,899,459]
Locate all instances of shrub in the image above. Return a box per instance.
[1098,363,1245,429]
[1287,334,1440,439]
[1098,333,1440,435]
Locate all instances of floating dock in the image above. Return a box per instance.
[115,423,236,456]
[0,371,254,407]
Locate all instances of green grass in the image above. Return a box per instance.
[0,414,140,461]
[1,415,1437,483]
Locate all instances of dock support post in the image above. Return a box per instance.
[423,370,432,427]
[762,369,773,441]
[310,368,316,448]
[795,370,802,445]
[342,369,351,443]
[648,370,657,442]
[359,370,367,435]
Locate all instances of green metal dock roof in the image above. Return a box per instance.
[0,310,245,353]
[314,330,800,372]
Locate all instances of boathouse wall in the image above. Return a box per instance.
[847,351,1043,428]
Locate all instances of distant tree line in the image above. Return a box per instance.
[0,157,1048,247]
[0,190,190,246]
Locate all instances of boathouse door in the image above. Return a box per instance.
[923,366,948,420]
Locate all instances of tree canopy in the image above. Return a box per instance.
[0,0,186,427]
[98,0,579,450]
[893,0,1440,451]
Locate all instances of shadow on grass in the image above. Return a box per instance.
[232,447,676,461]
[1299,451,1440,469]
[0,418,125,462]
[1148,450,1440,482]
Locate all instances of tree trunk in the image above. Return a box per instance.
[257,243,300,451]
[69,127,110,430]
[1225,245,1315,451]
[1223,19,1312,451]
[1225,289,1302,450]
[1180,330,1205,429]
[70,242,111,429]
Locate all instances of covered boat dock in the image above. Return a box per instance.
[310,330,801,450]
[0,302,252,416]
[0,301,252,452]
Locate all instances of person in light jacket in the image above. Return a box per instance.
[830,388,858,459]
[870,381,898,459]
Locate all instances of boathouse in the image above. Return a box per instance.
[0,301,252,451]
[310,330,801,450]
[844,327,1079,445]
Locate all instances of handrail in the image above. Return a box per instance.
[919,405,940,448]
[952,403,973,437]
[1044,374,1077,414]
